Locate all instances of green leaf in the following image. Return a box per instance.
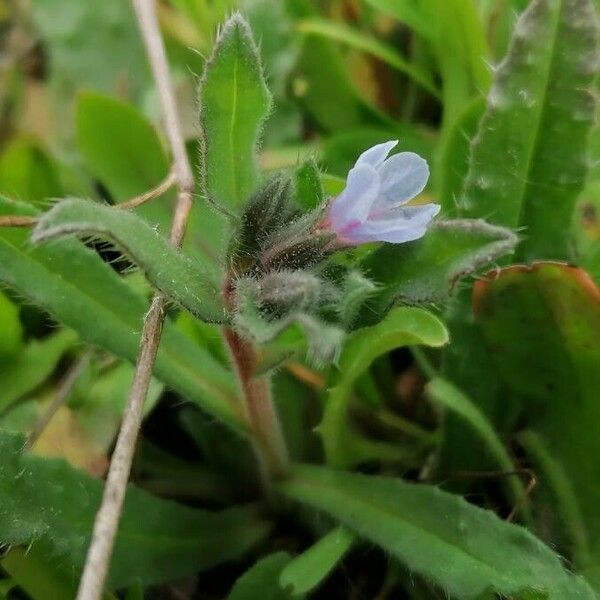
[2,547,116,600]
[291,35,391,133]
[518,430,590,570]
[361,0,433,41]
[359,219,518,322]
[76,92,172,229]
[0,288,23,358]
[0,329,76,413]
[459,0,600,261]
[30,0,149,100]
[294,159,323,211]
[0,137,63,204]
[199,13,271,214]
[0,196,242,429]
[279,527,354,596]
[580,239,600,285]
[438,98,485,213]
[76,92,169,202]
[229,552,295,600]
[436,289,507,487]
[32,198,225,323]
[426,378,529,521]
[479,0,531,59]
[473,262,600,582]
[77,362,163,452]
[319,307,448,468]
[296,19,440,99]
[0,432,270,590]
[425,0,491,128]
[277,463,596,600]
[243,0,300,146]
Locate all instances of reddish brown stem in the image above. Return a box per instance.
[222,277,289,488]
[223,328,289,480]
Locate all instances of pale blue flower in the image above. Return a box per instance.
[324,140,439,245]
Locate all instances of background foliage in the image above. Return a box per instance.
[1,0,600,598]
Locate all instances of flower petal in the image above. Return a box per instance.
[375,152,429,207]
[374,203,441,224]
[329,163,380,230]
[355,140,398,169]
[347,203,440,244]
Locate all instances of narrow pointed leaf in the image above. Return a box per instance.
[294,159,323,211]
[32,198,225,323]
[296,19,440,98]
[459,0,600,260]
[199,13,271,214]
[279,527,354,596]
[277,463,595,600]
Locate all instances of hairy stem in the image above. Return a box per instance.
[222,277,289,490]
[223,327,290,485]
[75,1,195,599]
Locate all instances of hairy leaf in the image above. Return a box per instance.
[277,464,595,600]
[0,432,270,589]
[359,219,518,322]
[32,198,225,323]
[199,13,271,214]
[459,0,600,260]
[294,159,323,211]
[0,196,242,429]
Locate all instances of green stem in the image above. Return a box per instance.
[375,409,440,446]
[410,345,438,380]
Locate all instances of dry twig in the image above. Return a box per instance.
[118,169,177,209]
[76,2,195,598]
[26,350,93,449]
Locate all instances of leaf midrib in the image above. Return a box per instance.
[282,471,561,594]
[514,0,564,231]
[229,44,240,203]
